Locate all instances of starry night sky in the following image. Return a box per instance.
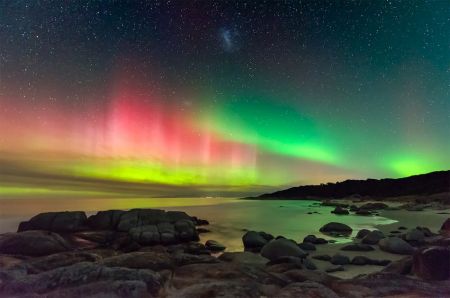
[1,1,449,197]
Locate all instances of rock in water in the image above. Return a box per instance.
[355,229,371,239]
[330,254,350,265]
[319,222,352,236]
[362,230,385,245]
[331,206,349,215]
[242,231,268,251]
[298,242,316,251]
[205,240,226,251]
[413,246,450,280]
[405,228,425,243]
[0,231,71,256]
[379,237,415,255]
[261,239,307,261]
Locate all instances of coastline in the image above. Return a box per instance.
[1,199,450,296]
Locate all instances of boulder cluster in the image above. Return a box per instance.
[1,209,450,297]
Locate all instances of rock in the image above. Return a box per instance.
[102,251,175,271]
[379,237,415,255]
[86,210,125,230]
[413,246,450,280]
[303,258,317,270]
[0,231,71,256]
[174,253,219,266]
[242,231,268,251]
[283,269,340,285]
[205,240,226,251]
[351,256,372,265]
[196,228,210,233]
[382,257,413,275]
[261,239,308,261]
[341,243,374,251]
[181,242,211,255]
[44,280,149,298]
[398,226,407,230]
[331,206,349,215]
[24,251,101,273]
[303,235,328,244]
[276,281,340,298]
[258,231,275,241]
[416,226,435,237]
[326,265,344,273]
[166,211,193,223]
[440,218,450,232]
[355,210,372,216]
[404,228,425,243]
[18,211,87,232]
[319,222,352,236]
[175,220,198,241]
[129,225,160,245]
[312,254,331,261]
[330,254,350,265]
[157,222,176,244]
[0,262,162,297]
[359,202,389,210]
[298,242,316,251]
[117,209,166,231]
[192,217,209,226]
[267,256,304,267]
[355,229,371,239]
[362,230,385,245]
[71,230,117,245]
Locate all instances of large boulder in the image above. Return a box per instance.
[0,231,71,256]
[24,251,101,273]
[379,237,415,255]
[102,251,175,271]
[157,222,176,244]
[0,262,162,297]
[18,211,87,232]
[129,225,160,245]
[175,220,198,241]
[440,218,450,233]
[261,239,307,261]
[362,230,385,245]
[319,222,352,236]
[87,210,125,230]
[242,231,268,251]
[117,209,166,231]
[413,246,450,280]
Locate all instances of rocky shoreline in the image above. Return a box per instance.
[1,208,450,297]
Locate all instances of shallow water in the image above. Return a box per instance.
[0,197,399,251]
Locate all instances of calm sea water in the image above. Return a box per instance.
[0,197,399,251]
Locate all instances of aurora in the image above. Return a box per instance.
[0,1,449,198]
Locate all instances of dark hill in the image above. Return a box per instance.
[257,170,450,199]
